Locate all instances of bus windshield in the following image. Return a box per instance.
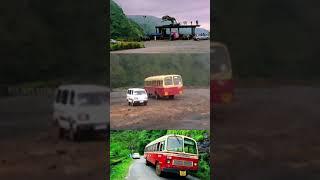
[167,136,183,152]
[164,76,173,86]
[173,76,182,85]
[184,138,197,154]
[212,46,231,75]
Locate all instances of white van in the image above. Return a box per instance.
[53,85,109,141]
[126,88,148,106]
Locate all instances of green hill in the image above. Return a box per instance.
[128,15,209,35]
[110,0,144,40]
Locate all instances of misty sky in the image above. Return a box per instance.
[114,0,210,31]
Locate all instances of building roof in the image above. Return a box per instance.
[156,24,200,28]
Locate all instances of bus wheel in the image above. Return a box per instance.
[155,162,162,176]
[169,95,174,99]
[156,94,160,100]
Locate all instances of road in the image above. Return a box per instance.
[0,96,107,180]
[111,88,210,130]
[111,40,209,53]
[213,85,320,179]
[126,157,199,180]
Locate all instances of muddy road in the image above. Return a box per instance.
[126,157,199,180]
[110,88,210,130]
[213,85,320,179]
[0,96,107,180]
[111,40,210,54]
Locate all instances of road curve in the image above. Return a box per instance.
[126,157,200,180]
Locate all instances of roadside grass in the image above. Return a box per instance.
[110,41,144,51]
[110,158,133,180]
[190,154,210,180]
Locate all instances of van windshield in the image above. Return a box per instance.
[134,90,146,95]
[77,92,107,106]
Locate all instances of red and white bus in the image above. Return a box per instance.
[211,42,234,104]
[144,134,199,177]
[144,75,183,99]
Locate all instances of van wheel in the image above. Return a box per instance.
[58,128,65,139]
[155,162,162,176]
[128,101,131,106]
[69,127,80,141]
[144,102,147,106]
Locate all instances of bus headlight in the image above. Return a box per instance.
[194,163,197,166]
[167,159,171,164]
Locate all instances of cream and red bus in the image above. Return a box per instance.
[144,75,183,99]
[211,42,234,104]
[144,134,199,177]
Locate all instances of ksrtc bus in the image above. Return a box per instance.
[144,134,198,177]
[144,75,183,99]
[211,42,234,104]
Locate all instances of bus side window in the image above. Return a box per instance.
[161,141,165,151]
[157,142,160,151]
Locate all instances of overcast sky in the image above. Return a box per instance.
[113,0,210,31]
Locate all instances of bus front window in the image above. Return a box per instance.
[164,76,173,86]
[167,136,183,152]
[173,76,182,85]
[212,47,231,75]
[184,138,197,154]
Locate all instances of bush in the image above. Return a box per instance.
[110,41,144,51]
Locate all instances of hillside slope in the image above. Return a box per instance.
[110,0,144,39]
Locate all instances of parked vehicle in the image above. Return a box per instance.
[132,153,140,159]
[144,75,183,99]
[170,32,180,40]
[144,134,199,177]
[126,88,148,106]
[53,85,109,141]
[193,33,209,41]
[149,33,163,40]
[181,34,192,40]
[110,39,117,44]
[211,42,234,104]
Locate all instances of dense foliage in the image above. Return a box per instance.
[110,130,210,179]
[110,0,144,40]
[214,0,320,80]
[110,53,210,88]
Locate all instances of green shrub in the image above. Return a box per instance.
[110,41,144,51]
